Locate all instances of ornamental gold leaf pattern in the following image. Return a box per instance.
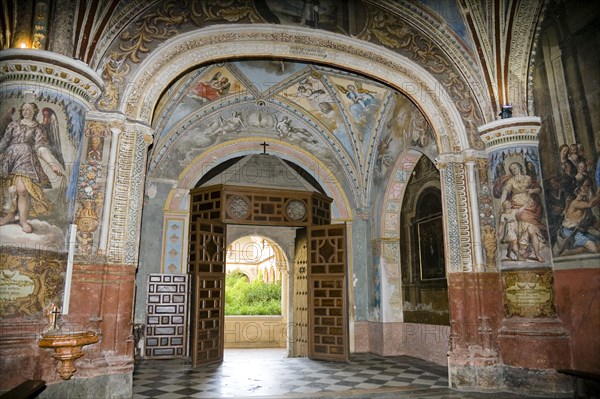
[118,1,188,64]
[359,6,483,149]
[201,0,263,23]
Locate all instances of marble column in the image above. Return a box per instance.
[478,117,571,393]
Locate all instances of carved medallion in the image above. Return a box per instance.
[286,200,307,221]
[226,195,250,219]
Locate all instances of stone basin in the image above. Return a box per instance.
[38,331,99,380]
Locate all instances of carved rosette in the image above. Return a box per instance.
[285,199,307,222]
[226,195,251,220]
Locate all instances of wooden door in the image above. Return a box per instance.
[307,224,349,361]
[189,219,226,367]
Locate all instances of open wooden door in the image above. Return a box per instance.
[307,224,349,361]
[189,219,226,367]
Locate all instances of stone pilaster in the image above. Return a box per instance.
[439,154,504,390]
[104,122,153,265]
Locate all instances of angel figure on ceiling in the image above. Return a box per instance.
[336,82,376,120]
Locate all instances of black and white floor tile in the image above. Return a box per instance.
[132,348,567,399]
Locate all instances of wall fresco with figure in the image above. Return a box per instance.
[0,90,85,318]
[532,0,600,259]
[489,148,551,267]
[0,92,84,247]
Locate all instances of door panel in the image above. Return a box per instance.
[189,220,226,367]
[308,224,348,361]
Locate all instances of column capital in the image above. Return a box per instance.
[434,150,487,169]
[478,116,541,152]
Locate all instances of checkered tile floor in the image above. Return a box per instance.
[132,349,562,398]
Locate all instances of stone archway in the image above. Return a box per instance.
[118,24,486,386]
[121,25,470,154]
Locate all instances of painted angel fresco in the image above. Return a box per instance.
[0,102,65,234]
[336,82,376,121]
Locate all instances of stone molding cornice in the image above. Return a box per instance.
[0,49,103,104]
[478,116,541,152]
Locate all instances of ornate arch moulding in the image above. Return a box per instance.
[120,25,470,154]
[0,49,103,105]
[164,138,352,221]
[477,116,541,152]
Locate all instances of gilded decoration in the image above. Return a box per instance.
[0,254,65,318]
[502,270,555,318]
[75,121,110,256]
[97,1,477,155]
[357,5,483,150]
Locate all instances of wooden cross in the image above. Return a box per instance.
[51,305,61,330]
[260,141,269,154]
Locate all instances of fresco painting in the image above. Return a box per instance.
[149,59,441,262]
[0,95,78,249]
[187,66,243,104]
[280,70,339,133]
[0,92,83,318]
[541,140,600,257]
[375,95,437,183]
[489,148,552,267]
[233,60,307,94]
[257,0,367,35]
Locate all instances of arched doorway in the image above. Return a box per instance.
[224,235,288,350]
[132,28,472,375]
[187,153,348,366]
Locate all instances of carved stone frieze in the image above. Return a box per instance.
[106,123,152,265]
[441,162,473,272]
[0,49,103,105]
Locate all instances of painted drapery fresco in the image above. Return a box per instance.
[0,91,84,317]
[490,148,551,267]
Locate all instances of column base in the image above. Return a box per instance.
[449,363,572,396]
[498,317,571,369]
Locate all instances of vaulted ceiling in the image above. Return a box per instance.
[147,59,436,207]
